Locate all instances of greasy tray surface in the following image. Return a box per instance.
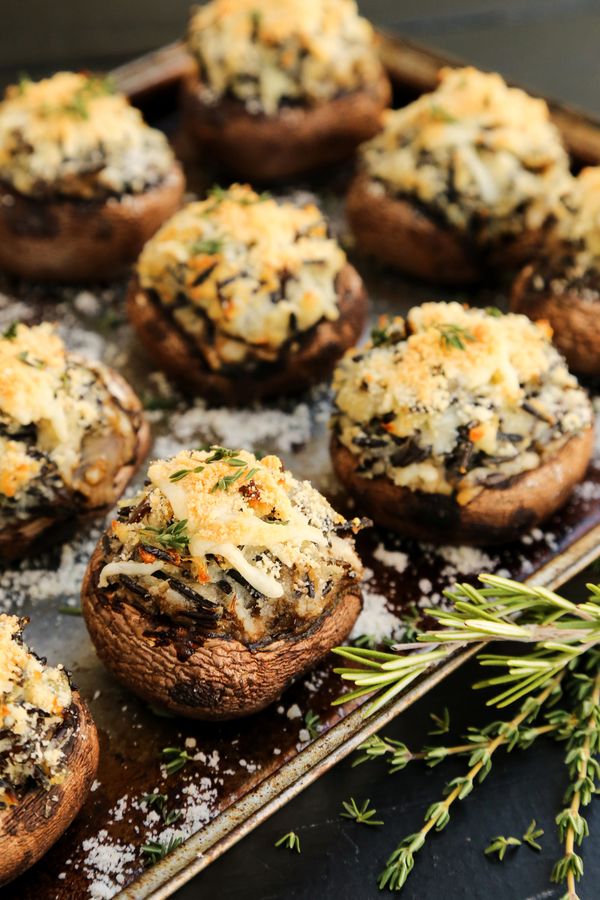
[3,32,600,900]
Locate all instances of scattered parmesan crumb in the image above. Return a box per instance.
[372,543,409,573]
[286,704,302,720]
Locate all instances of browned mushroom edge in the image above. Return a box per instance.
[0,691,99,886]
[0,363,150,563]
[180,72,391,182]
[346,171,549,284]
[331,428,594,545]
[127,262,369,404]
[511,263,600,377]
[0,163,184,282]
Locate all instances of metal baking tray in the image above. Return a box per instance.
[3,30,600,900]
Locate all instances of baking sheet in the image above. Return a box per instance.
[2,31,600,900]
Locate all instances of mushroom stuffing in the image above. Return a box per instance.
[82,448,364,718]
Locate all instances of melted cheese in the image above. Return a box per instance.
[137,184,345,366]
[104,448,359,601]
[0,72,174,198]
[332,302,593,495]
[187,0,382,116]
[359,66,572,241]
[0,615,72,801]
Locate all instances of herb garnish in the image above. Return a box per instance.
[371,321,391,347]
[334,575,600,896]
[141,836,183,864]
[275,831,301,853]
[428,707,450,736]
[142,520,190,553]
[17,350,45,368]
[58,605,83,616]
[191,238,222,256]
[340,797,383,827]
[485,306,503,317]
[429,102,459,124]
[162,746,193,776]
[436,323,476,351]
[2,322,17,340]
[304,710,321,739]
[484,834,522,861]
[169,465,205,482]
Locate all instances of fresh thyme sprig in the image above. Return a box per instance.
[162,746,193,776]
[275,831,301,853]
[436,322,476,351]
[304,710,321,739]
[141,836,183,865]
[523,819,544,851]
[141,519,190,553]
[340,797,383,826]
[484,834,521,860]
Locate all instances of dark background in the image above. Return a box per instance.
[2,2,600,898]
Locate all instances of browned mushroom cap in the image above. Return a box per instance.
[0,163,184,282]
[81,539,361,720]
[331,430,594,545]
[511,264,600,376]
[127,262,369,403]
[180,72,391,182]
[346,173,548,284]
[0,365,150,563]
[0,691,99,886]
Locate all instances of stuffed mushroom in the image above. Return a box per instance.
[127,183,368,402]
[0,614,99,885]
[0,72,184,281]
[511,167,600,376]
[82,447,364,719]
[346,67,573,283]
[330,302,594,544]
[181,0,391,181]
[0,322,150,561]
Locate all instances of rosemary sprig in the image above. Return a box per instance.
[304,710,321,739]
[162,746,193,776]
[141,519,189,553]
[141,836,183,864]
[341,797,383,827]
[275,831,301,853]
[169,465,205,482]
[435,323,476,351]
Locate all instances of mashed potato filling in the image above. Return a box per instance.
[0,72,175,198]
[187,0,383,116]
[100,448,363,643]
[332,302,593,500]
[0,615,72,806]
[137,184,345,369]
[0,323,137,516]
[359,67,573,243]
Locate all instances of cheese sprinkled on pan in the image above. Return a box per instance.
[358,67,572,242]
[100,448,363,643]
[0,614,72,805]
[137,184,345,369]
[0,323,140,518]
[0,72,175,198]
[187,0,383,116]
[332,302,593,498]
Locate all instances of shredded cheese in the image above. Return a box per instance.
[187,0,383,116]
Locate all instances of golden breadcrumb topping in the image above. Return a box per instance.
[332,302,592,499]
[0,615,72,805]
[359,67,572,242]
[554,167,600,259]
[187,0,383,116]
[137,184,345,369]
[0,72,175,198]
[101,447,363,642]
[0,323,138,508]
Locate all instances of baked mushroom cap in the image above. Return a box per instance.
[0,615,99,885]
[128,184,369,402]
[182,0,390,180]
[331,303,594,544]
[82,448,364,719]
[348,66,572,280]
[511,167,600,376]
[0,322,150,561]
[0,72,184,281]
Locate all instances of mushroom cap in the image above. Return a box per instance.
[0,691,99,886]
[180,72,391,182]
[346,172,547,284]
[127,261,368,403]
[331,429,594,545]
[82,536,362,720]
[511,263,600,376]
[0,162,184,281]
[0,364,150,562]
